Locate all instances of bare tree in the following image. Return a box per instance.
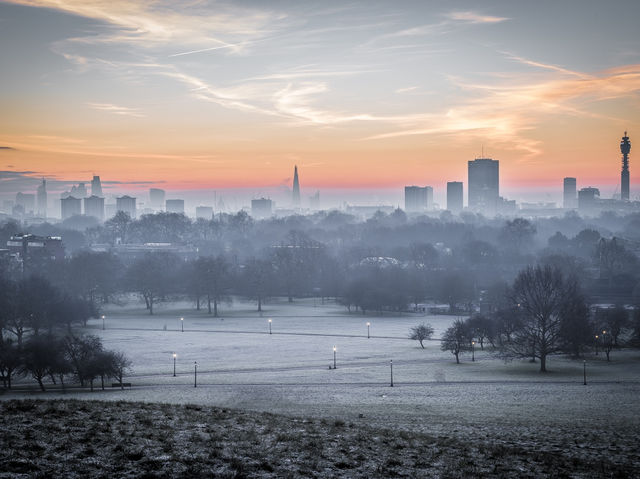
[63,334,103,387]
[104,210,132,244]
[440,320,469,364]
[110,350,133,390]
[602,305,629,347]
[409,323,434,349]
[20,335,60,391]
[466,314,495,350]
[240,258,274,312]
[596,237,637,287]
[194,255,231,316]
[126,253,180,314]
[0,338,21,389]
[505,265,581,372]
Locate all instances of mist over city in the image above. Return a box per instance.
[1,1,640,478]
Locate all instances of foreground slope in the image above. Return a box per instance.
[0,399,636,478]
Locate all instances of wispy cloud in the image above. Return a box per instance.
[245,66,377,81]
[0,146,16,150]
[502,52,588,78]
[8,0,281,50]
[365,8,509,46]
[87,102,145,118]
[168,39,264,58]
[395,86,419,94]
[363,63,640,158]
[445,11,509,24]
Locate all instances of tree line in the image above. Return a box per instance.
[0,274,131,391]
[410,265,640,371]
[5,209,640,309]
[0,330,131,392]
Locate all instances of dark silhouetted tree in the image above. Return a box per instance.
[441,320,470,364]
[0,338,21,389]
[126,253,180,314]
[21,335,60,391]
[505,265,584,372]
[409,323,434,348]
[240,258,274,312]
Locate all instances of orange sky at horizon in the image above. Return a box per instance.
[1,1,639,201]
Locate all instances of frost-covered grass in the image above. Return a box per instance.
[3,298,639,477]
[1,399,636,478]
[86,298,640,385]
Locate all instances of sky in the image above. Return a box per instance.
[1,0,639,209]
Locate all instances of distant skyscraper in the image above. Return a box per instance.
[292,165,301,208]
[61,196,82,220]
[36,178,47,217]
[149,188,165,209]
[578,187,600,213]
[404,186,431,212]
[70,183,87,198]
[468,158,499,215]
[16,192,35,215]
[563,177,577,209]
[196,206,214,220]
[84,195,104,220]
[251,198,273,219]
[91,176,103,197]
[621,131,631,201]
[446,181,463,214]
[166,199,185,214]
[116,195,136,218]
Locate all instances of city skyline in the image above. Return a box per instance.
[1,1,639,203]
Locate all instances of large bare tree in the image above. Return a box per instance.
[506,265,579,372]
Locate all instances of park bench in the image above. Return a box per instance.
[111,382,132,388]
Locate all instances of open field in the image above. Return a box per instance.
[3,298,640,477]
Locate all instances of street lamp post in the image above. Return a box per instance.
[268,318,272,335]
[583,360,587,385]
[595,335,599,355]
[173,353,177,377]
[181,317,184,332]
[102,315,105,331]
[333,346,337,369]
[366,322,370,339]
[471,341,475,362]
[194,361,197,388]
[390,359,394,387]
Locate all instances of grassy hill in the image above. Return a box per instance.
[0,399,635,478]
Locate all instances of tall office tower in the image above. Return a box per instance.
[563,177,577,209]
[292,165,301,208]
[116,195,137,218]
[446,181,463,214]
[578,187,600,214]
[149,188,165,209]
[252,198,273,219]
[468,158,499,215]
[84,195,105,221]
[61,196,82,219]
[91,176,103,197]
[36,178,47,217]
[621,131,631,201]
[404,186,431,212]
[166,199,185,214]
